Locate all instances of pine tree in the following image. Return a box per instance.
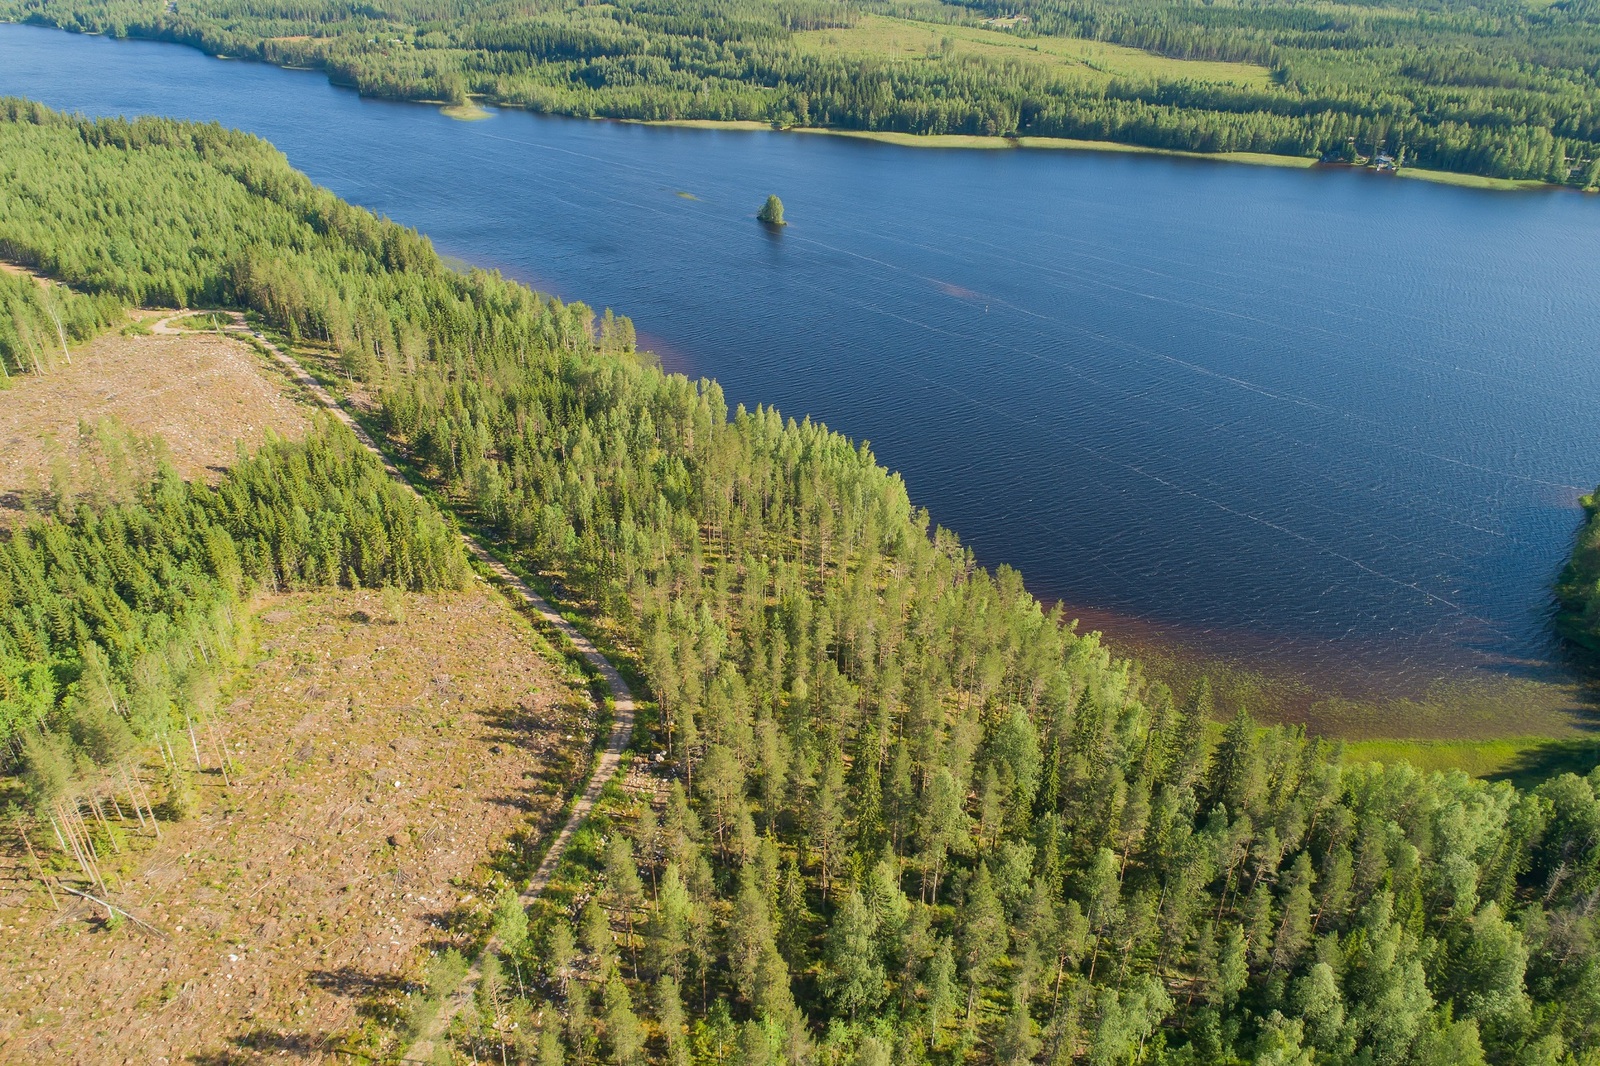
[605,836,645,973]
[822,887,885,1019]
[583,900,618,981]
[1270,853,1315,973]
[603,973,645,1066]
[924,938,958,1052]
[959,862,1007,1021]
[655,975,688,1065]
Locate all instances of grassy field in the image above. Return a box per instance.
[441,101,492,121]
[1342,735,1600,790]
[1396,167,1560,191]
[1015,138,1316,168]
[798,127,1317,168]
[791,14,1276,90]
[657,120,1555,190]
[625,118,774,132]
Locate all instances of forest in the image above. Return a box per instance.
[1556,487,1600,652]
[3,0,1600,181]
[2,102,1599,1064]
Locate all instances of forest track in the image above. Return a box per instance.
[150,312,637,1061]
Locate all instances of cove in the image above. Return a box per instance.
[4,23,1600,728]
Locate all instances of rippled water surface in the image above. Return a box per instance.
[5,23,1600,697]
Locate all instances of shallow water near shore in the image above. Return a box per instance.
[5,23,1600,735]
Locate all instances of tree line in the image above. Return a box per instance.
[5,0,1600,180]
[1,102,1598,1063]
[0,268,121,383]
[1555,487,1600,653]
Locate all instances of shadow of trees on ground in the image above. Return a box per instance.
[190,1029,336,1065]
[1487,736,1600,791]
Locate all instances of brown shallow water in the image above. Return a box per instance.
[1066,600,1600,741]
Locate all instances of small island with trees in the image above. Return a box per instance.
[757,194,786,226]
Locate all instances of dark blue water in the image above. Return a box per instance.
[4,23,1599,696]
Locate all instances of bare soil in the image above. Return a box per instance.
[0,325,312,526]
[0,587,592,1065]
[0,261,48,285]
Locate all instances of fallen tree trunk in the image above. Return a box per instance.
[60,885,170,938]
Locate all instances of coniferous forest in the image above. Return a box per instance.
[2,102,1600,1064]
[3,0,1600,182]
[0,267,121,380]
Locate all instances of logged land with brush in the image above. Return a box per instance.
[0,586,592,1064]
[0,311,592,1062]
[0,317,311,527]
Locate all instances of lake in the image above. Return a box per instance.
[4,23,1600,727]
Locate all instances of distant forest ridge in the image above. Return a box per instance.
[4,0,1600,183]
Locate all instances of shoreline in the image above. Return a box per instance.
[4,28,1594,781]
[440,101,491,121]
[1061,606,1600,782]
[627,118,1565,191]
[0,20,1575,194]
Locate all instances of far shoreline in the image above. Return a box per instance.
[628,118,1562,191]
[0,20,1577,195]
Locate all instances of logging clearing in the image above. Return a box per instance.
[0,307,310,528]
[0,587,591,1063]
